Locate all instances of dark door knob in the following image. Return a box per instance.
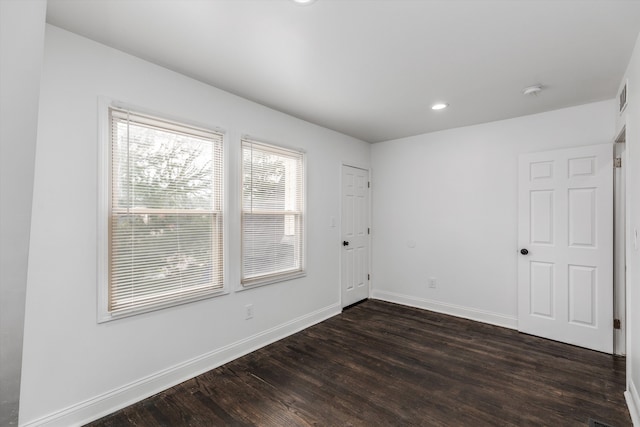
[520,248,529,255]
[343,241,349,246]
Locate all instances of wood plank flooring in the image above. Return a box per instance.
[87,300,630,426]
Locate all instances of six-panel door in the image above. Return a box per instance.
[518,143,613,353]
[342,165,370,307]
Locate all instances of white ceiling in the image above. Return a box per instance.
[46,0,640,143]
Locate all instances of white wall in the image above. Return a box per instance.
[19,25,370,426]
[0,1,47,425]
[619,31,640,426]
[371,100,615,328]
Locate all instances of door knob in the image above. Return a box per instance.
[520,248,529,255]
[343,241,349,246]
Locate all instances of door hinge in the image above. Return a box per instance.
[368,181,370,188]
[614,158,622,168]
[614,318,621,329]
[367,274,370,280]
[368,228,370,234]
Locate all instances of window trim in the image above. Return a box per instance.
[239,137,307,289]
[97,98,228,322]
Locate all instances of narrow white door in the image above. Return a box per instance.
[613,141,626,355]
[518,143,613,353]
[341,165,370,307]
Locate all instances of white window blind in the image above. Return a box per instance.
[241,139,305,286]
[108,107,224,315]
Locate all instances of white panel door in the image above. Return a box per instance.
[341,165,369,307]
[518,143,613,353]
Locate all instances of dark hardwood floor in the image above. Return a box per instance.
[87,300,630,426]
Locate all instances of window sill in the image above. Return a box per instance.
[97,288,229,323]
[238,271,306,291]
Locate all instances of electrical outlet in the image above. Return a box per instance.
[428,277,437,288]
[245,304,254,320]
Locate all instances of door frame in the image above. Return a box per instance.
[614,134,627,356]
[340,162,371,308]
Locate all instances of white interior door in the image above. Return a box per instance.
[341,165,369,307]
[518,143,613,353]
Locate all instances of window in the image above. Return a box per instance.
[100,106,224,320]
[241,139,305,286]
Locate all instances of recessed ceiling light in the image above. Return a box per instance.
[522,85,543,96]
[431,103,448,110]
[293,0,317,4]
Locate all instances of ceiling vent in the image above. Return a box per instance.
[619,81,628,113]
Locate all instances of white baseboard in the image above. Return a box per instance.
[371,290,518,330]
[20,303,341,427]
[627,380,640,426]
